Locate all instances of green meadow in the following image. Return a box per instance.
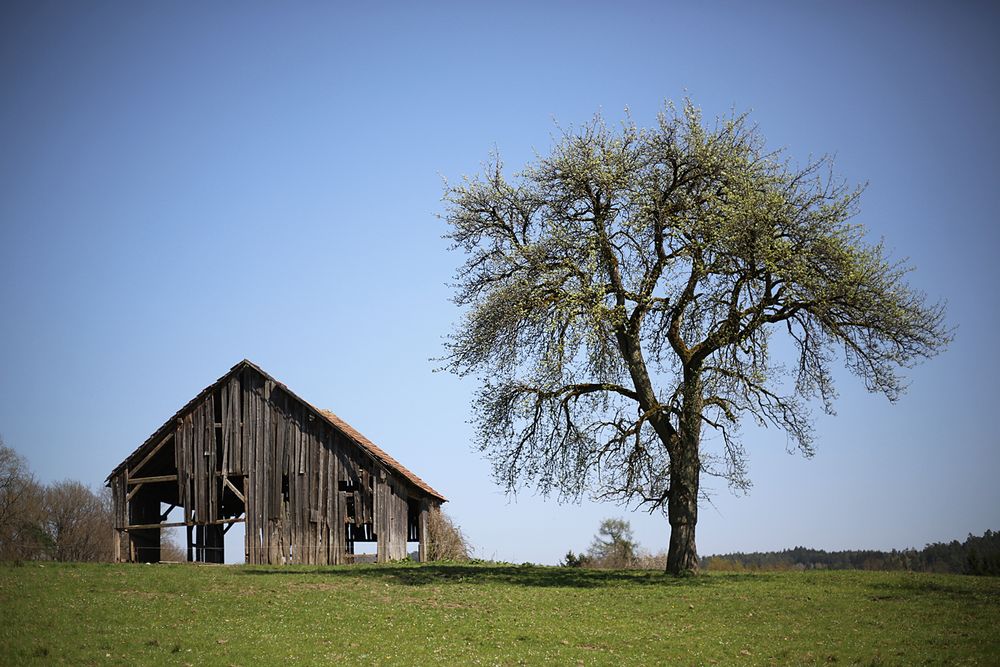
[2,562,997,665]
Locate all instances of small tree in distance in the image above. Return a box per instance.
[442,100,951,575]
[588,518,638,569]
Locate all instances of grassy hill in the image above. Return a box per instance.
[2,562,998,665]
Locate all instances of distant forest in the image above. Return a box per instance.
[702,529,1000,575]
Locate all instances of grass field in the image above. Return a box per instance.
[1,562,998,665]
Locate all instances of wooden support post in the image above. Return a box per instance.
[112,475,126,563]
[123,467,130,562]
[376,470,386,563]
[243,476,250,564]
[195,525,204,562]
[186,525,193,563]
[418,500,429,563]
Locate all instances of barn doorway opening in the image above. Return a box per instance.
[186,523,225,563]
[344,520,377,562]
[351,541,378,563]
[160,504,185,562]
[219,474,247,564]
[224,522,246,564]
[340,477,378,562]
[407,497,421,560]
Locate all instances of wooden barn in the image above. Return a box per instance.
[106,360,445,564]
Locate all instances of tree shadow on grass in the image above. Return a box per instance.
[238,563,772,589]
[866,575,998,600]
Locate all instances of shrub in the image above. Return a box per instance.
[561,550,589,567]
[426,507,471,561]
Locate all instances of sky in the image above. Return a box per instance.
[1,1,998,565]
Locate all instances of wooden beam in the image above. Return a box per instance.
[129,433,173,477]
[125,517,246,531]
[128,520,188,530]
[126,483,144,502]
[127,474,178,485]
[223,477,245,503]
[159,504,177,522]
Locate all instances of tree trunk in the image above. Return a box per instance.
[615,323,703,575]
[666,369,702,575]
[666,443,700,574]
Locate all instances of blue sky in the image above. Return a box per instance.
[1,1,998,564]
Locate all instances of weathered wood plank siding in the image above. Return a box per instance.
[111,362,441,564]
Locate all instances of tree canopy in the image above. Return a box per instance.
[442,101,950,574]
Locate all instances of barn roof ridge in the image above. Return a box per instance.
[107,359,446,502]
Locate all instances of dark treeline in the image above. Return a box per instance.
[703,529,1000,576]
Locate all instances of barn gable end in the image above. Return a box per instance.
[107,360,444,564]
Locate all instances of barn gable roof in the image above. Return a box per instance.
[107,359,446,502]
